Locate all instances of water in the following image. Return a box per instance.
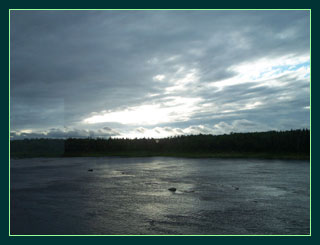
[10,157,310,235]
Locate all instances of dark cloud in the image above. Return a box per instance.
[10,127,120,140]
[135,127,146,133]
[10,10,310,138]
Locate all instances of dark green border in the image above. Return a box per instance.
[4,3,315,244]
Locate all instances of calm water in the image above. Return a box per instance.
[10,157,310,235]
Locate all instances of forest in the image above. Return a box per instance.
[10,129,310,159]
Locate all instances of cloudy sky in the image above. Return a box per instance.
[10,10,310,139]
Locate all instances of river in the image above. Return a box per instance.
[10,157,310,235]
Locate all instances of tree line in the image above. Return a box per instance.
[10,129,310,158]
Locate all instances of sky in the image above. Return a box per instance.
[10,10,310,139]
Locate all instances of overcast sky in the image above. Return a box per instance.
[10,10,310,139]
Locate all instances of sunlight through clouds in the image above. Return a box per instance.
[152,74,166,81]
[10,11,310,139]
[165,68,199,93]
[83,97,203,125]
[211,54,310,90]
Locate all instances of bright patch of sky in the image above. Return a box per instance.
[10,10,310,139]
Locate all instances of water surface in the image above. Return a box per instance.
[10,157,310,235]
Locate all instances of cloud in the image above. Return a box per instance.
[153,74,166,81]
[83,97,203,125]
[10,10,310,138]
[10,127,120,140]
[111,120,274,139]
[135,127,146,133]
[212,120,273,134]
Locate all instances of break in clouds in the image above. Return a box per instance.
[10,10,310,139]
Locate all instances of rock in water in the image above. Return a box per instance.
[168,187,176,192]
[88,169,93,172]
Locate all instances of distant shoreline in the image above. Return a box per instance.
[10,130,310,160]
[11,152,310,160]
